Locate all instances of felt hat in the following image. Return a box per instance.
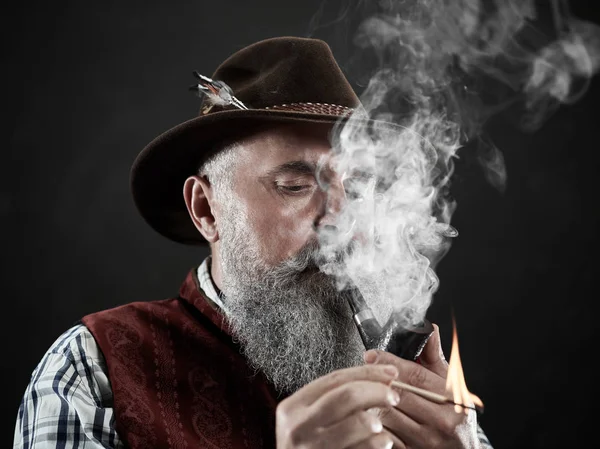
[131,36,367,245]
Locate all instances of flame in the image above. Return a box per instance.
[445,318,484,414]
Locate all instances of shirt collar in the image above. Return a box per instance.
[196,256,229,316]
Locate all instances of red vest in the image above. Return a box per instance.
[82,270,280,449]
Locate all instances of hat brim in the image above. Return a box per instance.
[131,108,381,245]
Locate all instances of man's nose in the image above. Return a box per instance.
[314,177,346,228]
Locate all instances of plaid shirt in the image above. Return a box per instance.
[14,258,493,448]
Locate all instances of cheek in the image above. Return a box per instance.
[245,194,320,263]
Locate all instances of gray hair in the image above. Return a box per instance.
[197,142,241,202]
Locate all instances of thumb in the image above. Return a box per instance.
[419,323,448,377]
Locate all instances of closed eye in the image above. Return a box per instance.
[277,184,313,194]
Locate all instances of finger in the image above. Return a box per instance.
[316,411,384,448]
[286,364,399,408]
[381,408,422,448]
[382,428,407,449]
[418,323,448,377]
[385,407,461,449]
[347,431,395,449]
[392,387,464,427]
[365,350,445,393]
[300,380,400,429]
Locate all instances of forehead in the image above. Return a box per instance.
[236,123,334,170]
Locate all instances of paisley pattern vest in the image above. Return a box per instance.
[82,269,280,448]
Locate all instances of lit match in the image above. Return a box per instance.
[390,380,484,414]
[390,317,485,414]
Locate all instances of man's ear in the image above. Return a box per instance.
[183,175,220,243]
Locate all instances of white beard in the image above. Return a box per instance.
[218,205,365,395]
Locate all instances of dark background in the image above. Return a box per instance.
[4,1,599,448]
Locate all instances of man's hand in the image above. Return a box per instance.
[365,324,481,449]
[276,364,401,449]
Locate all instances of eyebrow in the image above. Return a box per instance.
[263,160,318,178]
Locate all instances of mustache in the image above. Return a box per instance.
[281,239,357,275]
[278,240,321,274]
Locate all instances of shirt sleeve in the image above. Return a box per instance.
[14,324,125,449]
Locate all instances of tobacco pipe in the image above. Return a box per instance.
[344,288,434,361]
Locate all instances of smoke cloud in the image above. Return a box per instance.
[315,0,600,327]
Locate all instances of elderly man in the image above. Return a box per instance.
[15,37,492,449]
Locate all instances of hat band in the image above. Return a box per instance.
[265,102,354,116]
